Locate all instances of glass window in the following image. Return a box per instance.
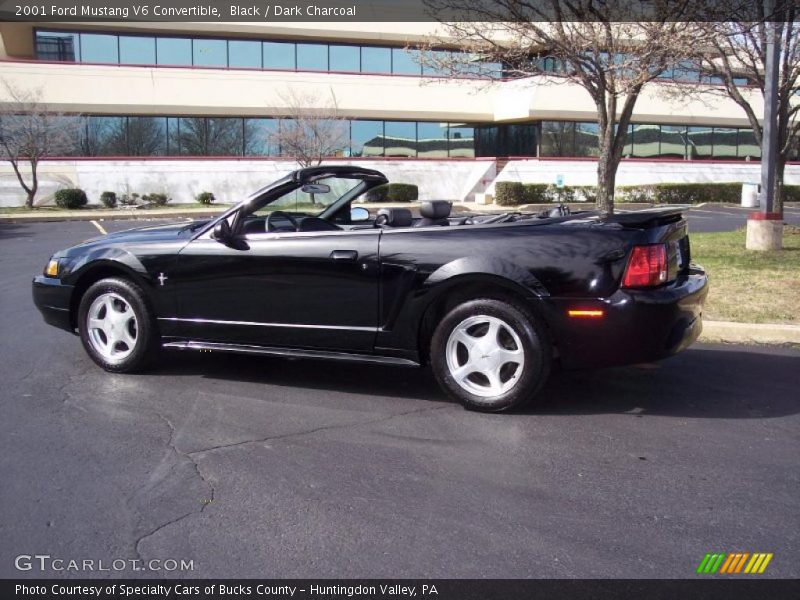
[80,33,118,64]
[228,40,261,68]
[127,117,167,156]
[417,122,448,157]
[119,36,155,65]
[35,31,80,61]
[361,46,391,73]
[193,38,227,67]
[166,117,182,154]
[448,125,475,158]
[631,124,660,158]
[176,117,243,155]
[574,123,599,157]
[660,125,686,158]
[245,118,281,155]
[297,43,328,71]
[474,126,501,157]
[687,126,713,159]
[263,41,295,70]
[712,127,738,159]
[351,120,383,157]
[618,124,633,158]
[50,116,84,156]
[738,128,760,160]
[157,37,192,66]
[423,50,451,77]
[330,45,359,72]
[83,116,127,156]
[384,121,417,157]
[540,122,575,157]
[392,48,421,75]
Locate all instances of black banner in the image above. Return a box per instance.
[3,580,800,600]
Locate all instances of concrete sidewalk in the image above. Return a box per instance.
[701,320,800,346]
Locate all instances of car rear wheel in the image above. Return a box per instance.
[430,298,551,412]
[78,277,158,373]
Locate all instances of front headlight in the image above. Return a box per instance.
[44,258,60,277]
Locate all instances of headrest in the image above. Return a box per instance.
[420,200,452,220]
[376,207,413,227]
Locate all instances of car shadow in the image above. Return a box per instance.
[0,223,35,240]
[151,345,800,420]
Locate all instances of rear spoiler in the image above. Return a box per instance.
[603,206,687,227]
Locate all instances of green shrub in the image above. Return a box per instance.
[54,188,88,210]
[100,191,117,209]
[364,183,419,203]
[196,191,215,205]
[617,183,741,204]
[119,193,139,206]
[783,185,800,203]
[142,192,170,206]
[546,185,577,204]
[521,184,549,204]
[495,182,524,206]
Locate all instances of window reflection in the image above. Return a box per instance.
[660,126,686,158]
[157,37,192,66]
[351,120,383,157]
[361,46,391,73]
[392,48,421,75]
[80,33,118,63]
[631,124,660,158]
[297,43,328,71]
[83,116,127,156]
[35,31,80,61]
[177,117,243,156]
[712,127,738,159]
[229,40,261,68]
[738,129,760,160]
[245,118,281,155]
[574,123,599,157]
[417,122,448,157]
[540,122,575,157]
[384,121,417,157]
[330,45,359,72]
[263,42,295,70]
[448,125,475,158]
[119,36,155,65]
[127,117,167,156]
[193,38,227,67]
[687,126,713,159]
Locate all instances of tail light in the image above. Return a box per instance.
[622,244,668,288]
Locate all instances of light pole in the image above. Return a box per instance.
[746,0,784,250]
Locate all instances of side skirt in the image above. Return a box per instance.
[162,340,420,367]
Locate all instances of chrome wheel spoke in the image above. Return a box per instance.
[446,314,525,399]
[86,292,138,364]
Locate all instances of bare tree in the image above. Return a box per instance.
[269,88,350,169]
[421,0,700,213]
[681,4,799,214]
[0,81,79,207]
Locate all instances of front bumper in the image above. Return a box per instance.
[32,276,75,333]
[545,268,709,369]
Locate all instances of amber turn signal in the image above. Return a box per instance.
[45,259,59,277]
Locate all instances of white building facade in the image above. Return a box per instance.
[0,21,798,206]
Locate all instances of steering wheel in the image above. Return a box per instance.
[266,210,300,232]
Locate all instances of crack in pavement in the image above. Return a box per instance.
[133,409,216,562]
[186,404,452,458]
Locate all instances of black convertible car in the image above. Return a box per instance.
[33,166,708,411]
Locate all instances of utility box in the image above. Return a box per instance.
[741,183,760,208]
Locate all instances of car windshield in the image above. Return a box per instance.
[252,176,363,218]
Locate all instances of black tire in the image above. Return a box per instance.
[430,298,551,412]
[77,277,159,373]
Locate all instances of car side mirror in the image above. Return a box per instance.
[350,206,370,223]
[212,219,232,242]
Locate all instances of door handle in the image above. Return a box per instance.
[330,250,358,262]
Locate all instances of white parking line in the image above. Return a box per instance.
[90,220,107,235]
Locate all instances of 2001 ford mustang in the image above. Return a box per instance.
[33,166,708,412]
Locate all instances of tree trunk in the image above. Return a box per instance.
[27,159,38,209]
[774,156,785,215]
[596,156,617,215]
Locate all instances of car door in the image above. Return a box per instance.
[170,227,381,353]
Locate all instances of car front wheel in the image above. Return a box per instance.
[430,298,551,412]
[78,277,158,373]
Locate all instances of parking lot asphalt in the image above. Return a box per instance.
[1,219,798,579]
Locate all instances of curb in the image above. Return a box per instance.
[700,320,800,346]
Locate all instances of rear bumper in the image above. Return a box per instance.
[32,276,75,333]
[544,268,709,369]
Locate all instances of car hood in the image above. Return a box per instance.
[63,220,210,254]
